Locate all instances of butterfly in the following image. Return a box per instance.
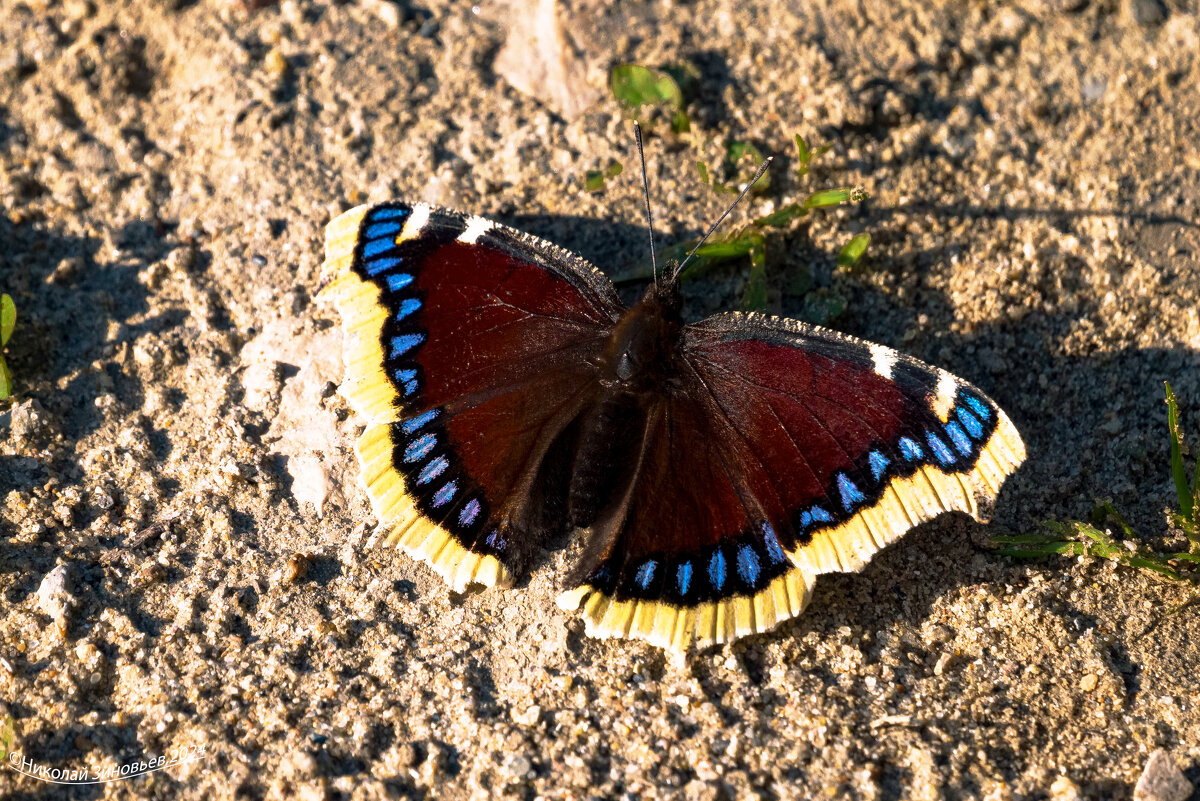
[319,132,1026,653]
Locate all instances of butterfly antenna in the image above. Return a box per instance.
[674,156,774,280]
[633,121,659,287]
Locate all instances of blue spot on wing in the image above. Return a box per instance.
[386,273,414,292]
[635,561,657,590]
[708,550,727,591]
[956,406,984,439]
[926,431,955,465]
[944,421,973,456]
[899,437,923,461]
[810,506,833,523]
[394,368,416,385]
[458,498,481,527]
[417,456,449,485]
[432,480,458,508]
[364,221,403,240]
[963,394,991,422]
[365,256,403,276]
[403,433,436,463]
[676,562,693,595]
[837,473,866,512]
[363,237,395,259]
[390,334,424,358]
[869,450,890,482]
[736,545,761,586]
[761,522,785,564]
[395,297,421,321]
[400,409,438,434]
[369,207,408,221]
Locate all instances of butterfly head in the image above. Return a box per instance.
[601,280,683,394]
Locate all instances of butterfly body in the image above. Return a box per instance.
[321,201,1026,652]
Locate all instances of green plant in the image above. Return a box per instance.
[0,713,13,762]
[585,161,624,192]
[0,293,15,399]
[994,382,1200,586]
[609,64,690,134]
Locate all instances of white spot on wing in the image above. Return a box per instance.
[932,369,959,421]
[458,216,495,244]
[399,203,431,242]
[870,344,897,379]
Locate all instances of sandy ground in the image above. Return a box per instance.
[3,0,1200,798]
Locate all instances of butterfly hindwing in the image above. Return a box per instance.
[322,203,622,590]
[558,311,1025,650]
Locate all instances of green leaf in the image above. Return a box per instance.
[754,202,808,229]
[798,292,846,326]
[804,188,855,208]
[584,161,624,193]
[1166,382,1196,532]
[671,110,690,134]
[727,140,765,167]
[740,234,768,313]
[0,293,14,347]
[696,160,711,184]
[837,233,871,269]
[0,713,13,762]
[0,356,11,400]
[794,133,810,164]
[610,65,685,112]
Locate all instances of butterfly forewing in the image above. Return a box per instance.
[322,203,620,590]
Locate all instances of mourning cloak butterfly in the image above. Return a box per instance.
[319,138,1025,653]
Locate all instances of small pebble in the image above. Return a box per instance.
[284,553,312,583]
[1079,673,1099,692]
[1134,750,1192,801]
[36,564,75,636]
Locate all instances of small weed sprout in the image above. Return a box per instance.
[1,293,15,400]
[994,382,1200,587]
[599,64,870,317]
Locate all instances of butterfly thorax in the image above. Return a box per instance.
[600,283,684,396]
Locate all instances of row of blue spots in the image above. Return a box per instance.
[417,455,449,485]
[431,480,458,508]
[635,560,657,590]
[899,436,923,461]
[676,561,693,595]
[400,409,439,434]
[708,550,727,591]
[484,528,506,550]
[736,545,760,586]
[390,333,424,359]
[363,237,396,260]
[799,506,833,532]
[925,431,955,466]
[837,473,866,512]
[761,523,786,564]
[962,394,991,422]
[393,368,418,397]
[956,406,984,439]
[458,498,481,527]
[944,420,973,456]
[869,450,890,482]
[403,433,436,463]
[386,273,413,292]
[363,220,403,241]
[365,256,403,276]
[395,297,421,321]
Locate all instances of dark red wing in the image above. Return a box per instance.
[559,311,1026,650]
[323,203,620,590]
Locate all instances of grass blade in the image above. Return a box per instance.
[0,293,14,347]
[0,356,10,400]
[1165,382,1195,528]
[837,233,871,269]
